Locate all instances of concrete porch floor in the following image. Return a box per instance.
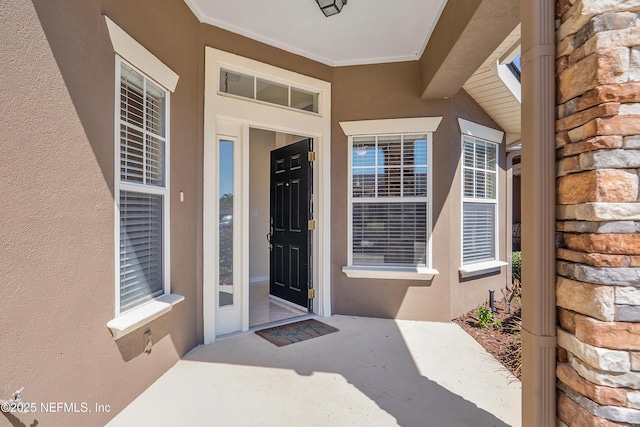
[107,315,522,427]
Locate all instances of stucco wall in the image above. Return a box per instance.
[0,0,201,425]
[331,62,507,321]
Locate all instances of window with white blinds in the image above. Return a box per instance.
[117,59,169,313]
[462,135,498,265]
[350,134,430,267]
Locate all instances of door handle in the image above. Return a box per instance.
[267,217,274,251]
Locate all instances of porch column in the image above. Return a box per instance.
[521,0,556,426]
[555,0,640,425]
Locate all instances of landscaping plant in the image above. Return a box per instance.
[476,305,502,329]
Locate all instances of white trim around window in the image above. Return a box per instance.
[340,118,442,281]
[106,19,182,339]
[458,119,506,278]
[104,16,179,92]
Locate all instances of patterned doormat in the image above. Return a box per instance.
[255,319,339,347]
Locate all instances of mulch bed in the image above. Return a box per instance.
[453,298,522,380]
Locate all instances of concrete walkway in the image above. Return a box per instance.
[107,316,521,427]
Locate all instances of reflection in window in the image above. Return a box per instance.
[508,54,521,82]
[257,78,288,107]
[219,140,234,307]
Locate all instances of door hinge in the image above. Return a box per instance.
[308,219,316,230]
[308,289,315,299]
[308,151,316,162]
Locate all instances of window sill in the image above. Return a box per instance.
[342,266,439,281]
[458,260,508,279]
[107,294,184,340]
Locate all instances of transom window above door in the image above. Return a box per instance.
[219,68,320,113]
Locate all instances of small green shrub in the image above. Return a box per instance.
[512,251,521,283]
[476,305,502,329]
[477,305,492,328]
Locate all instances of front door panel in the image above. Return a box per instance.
[270,139,311,308]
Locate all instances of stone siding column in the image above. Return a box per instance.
[556,0,640,425]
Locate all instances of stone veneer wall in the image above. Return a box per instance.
[555,0,640,425]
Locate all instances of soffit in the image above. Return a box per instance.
[184,0,448,67]
[463,24,521,145]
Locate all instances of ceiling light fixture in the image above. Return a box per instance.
[316,0,347,17]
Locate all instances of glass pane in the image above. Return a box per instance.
[352,173,376,198]
[352,137,376,168]
[146,134,165,187]
[219,140,234,307]
[290,87,319,113]
[378,167,402,197]
[121,64,144,129]
[378,135,402,167]
[120,191,164,311]
[145,80,165,137]
[475,142,487,169]
[352,137,377,198]
[463,169,475,198]
[463,138,474,167]
[486,143,497,171]
[256,78,288,107]
[475,170,486,198]
[487,171,496,199]
[463,202,496,264]
[403,135,427,197]
[120,124,144,183]
[377,135,402,197]
[352,202,427,266]
[219,69,254,99]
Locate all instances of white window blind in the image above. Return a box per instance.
[350,134,429,267]
[117,60,168,313]
[119,191,164,310]
[462,135,498,265]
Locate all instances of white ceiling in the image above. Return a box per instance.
[184,0,448,67]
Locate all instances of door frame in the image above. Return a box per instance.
[203,47,332,344]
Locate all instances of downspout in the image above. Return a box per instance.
[521,0,556,426]
[506,148,521,287]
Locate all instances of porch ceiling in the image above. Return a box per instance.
[184,0,448,67]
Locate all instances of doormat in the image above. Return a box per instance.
[255,319,339,347]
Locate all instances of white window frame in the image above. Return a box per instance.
[115,56,171,314]
[340,118,442,280]
[105,16,182,339]
[458,118,507,278]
